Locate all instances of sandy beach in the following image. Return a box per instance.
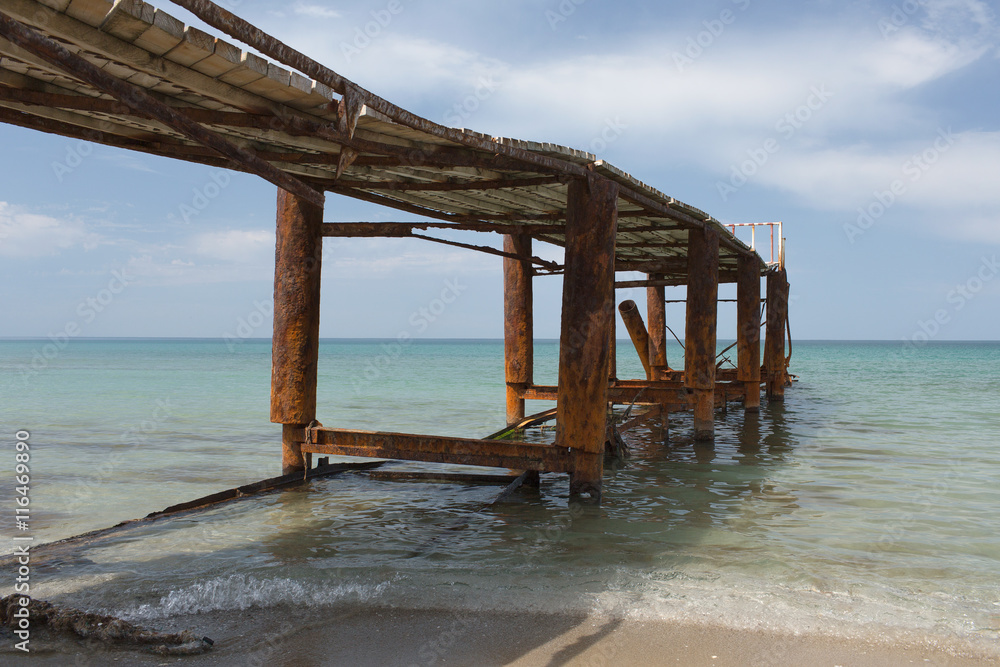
[4,605,997,666]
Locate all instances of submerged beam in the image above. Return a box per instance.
[271,188,324,474]
[684,226,720,440]
[504,233,534,425]
[557,176,619,500]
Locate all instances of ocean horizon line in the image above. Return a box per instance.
[0,336,998,343]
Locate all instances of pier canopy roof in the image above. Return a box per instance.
[0,0,765,281]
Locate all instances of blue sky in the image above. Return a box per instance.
[1,0,998,341]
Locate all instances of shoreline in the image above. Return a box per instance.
[3,605,997,666]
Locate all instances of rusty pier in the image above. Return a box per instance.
[0,0,792,503]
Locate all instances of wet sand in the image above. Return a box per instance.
[3,605,996,666]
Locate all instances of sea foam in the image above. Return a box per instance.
[117,574,390,620]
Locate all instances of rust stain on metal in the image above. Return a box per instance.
[765,268,790,401]
[737,255,762,412]
[556,175,619,499]
[270,189,324,425]
[504,233,533,425]
[646,276,669,374]
[684,226,720,441]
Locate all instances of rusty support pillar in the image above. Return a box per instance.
[503,233,533,425]
[271,187,324,475]
[684,226,720,441]
[647,274,668,376]
[609,309,617,381]
[557,176,619,501]
[764,268,790,402]
[618,300,652,380]
[737,256,762,412]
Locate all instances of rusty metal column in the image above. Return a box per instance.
[503,233,533,425]
[684,226,719,441]
[271,187,324,475]
[609,311,617,381]
[764,268,789,402]
[556,176,619,500]
[737,256,762,412]
[647,274,668,377]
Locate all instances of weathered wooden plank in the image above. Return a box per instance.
[0,11,325,206]
[133,7,184,55]
[188,37,239,78]
[99,0,154,42]
[1,0,306,116]
[216,49,267,87]
[162,24,214,67]
[65,0,114,27]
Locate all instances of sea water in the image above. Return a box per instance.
[1,339,998,657]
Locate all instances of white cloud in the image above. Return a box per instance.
[96,153,158,174]
[485,21,992,151]
[0,202,100,257]
[192,229,274,263]
[293,3,342,20]
[747,130,1000,211]
[919,0,995,43]
[327,238,502,274]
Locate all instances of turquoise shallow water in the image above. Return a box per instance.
[1,339,999,655]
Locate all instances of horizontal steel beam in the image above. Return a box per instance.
[522,381,747,408]
[302,427,574,472]
[321,221,561,237]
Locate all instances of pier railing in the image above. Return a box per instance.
[726,222,784,269]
